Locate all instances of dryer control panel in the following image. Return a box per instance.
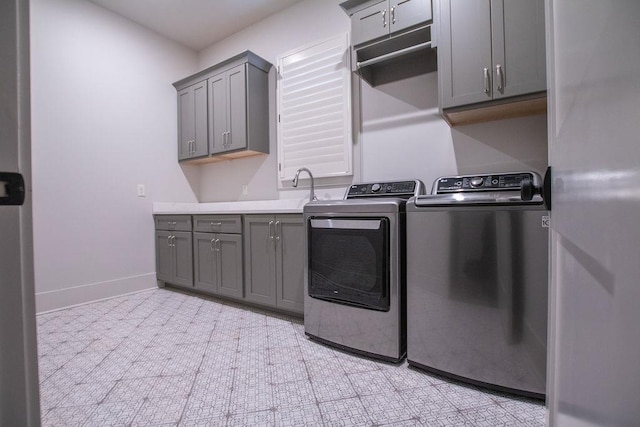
[345,180,424,199]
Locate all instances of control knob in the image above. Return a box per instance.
[371,183,381,192]
[470,177,484,188]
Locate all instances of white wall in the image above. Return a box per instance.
[196,0,548,202]
[30,0,199,312]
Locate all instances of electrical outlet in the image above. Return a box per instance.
[137,184,146,197]
[242,185,248,196]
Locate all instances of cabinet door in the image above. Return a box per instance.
[155,230,173,283]
[490,0,546,99]
[178,82,208,159]
[351,1,389,46]
[172,231,193,288]
[390,0,431,35]
[439,0,493,108]
[226,65,247,152]
[192,81,209,157]
[244,216,277,306]
[177,88,195,160]
[217,233,244,299]
[275,216,305,314]
[193,232,217,293]
[209,72,227,154]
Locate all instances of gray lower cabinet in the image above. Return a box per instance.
[438,0,546,109]
[243,215,305,314]
[193,214,243,299]
[155,215,193,288]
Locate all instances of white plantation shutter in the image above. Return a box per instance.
[277,33,352,181]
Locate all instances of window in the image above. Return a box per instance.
[277,33,352,182]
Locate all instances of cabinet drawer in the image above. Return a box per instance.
[193,215,242,234]
[155,215,192,231]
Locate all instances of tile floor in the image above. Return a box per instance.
[37,288,546,426]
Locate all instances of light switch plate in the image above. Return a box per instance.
[137,184,146,197]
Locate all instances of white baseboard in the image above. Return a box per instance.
[35,273,157,313]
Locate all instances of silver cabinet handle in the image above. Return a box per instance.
[192,140,197,154]
[210,238,216,252]
[275,221,281,242]
[167,235,172,247]
[382,9,387,27]
[215,239,221,252]
[483,68,491,94]
[391,6,396,24]
[210,221,222,227]
[268,220,275,240]
[172,235,176,247]
[496,64,504,93]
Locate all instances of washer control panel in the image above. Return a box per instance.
[435,172,535,194]
[346,180,424,199]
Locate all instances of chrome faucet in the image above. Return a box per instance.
[292,167,317,202]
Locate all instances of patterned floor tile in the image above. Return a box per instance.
[348,369,396,396]
[226,409,274,427]
[83,400,144,426]
[41,404,98,427]
[318,397,371,426]
[274,403,323,426]
[131,395,188,426]
[360,392,414,425]
[459,403,520,426]
[37,289,547,426]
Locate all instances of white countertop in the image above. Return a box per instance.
[153,199,309,215]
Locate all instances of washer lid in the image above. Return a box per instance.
[410,192,544,207]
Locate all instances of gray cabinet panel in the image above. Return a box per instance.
[193,215,242,234]
[209,72,227,154]
[439,0,546,109]
[227,65,247,152]
[390,0,432,35]
[194,232,217,293]
[155,215,192,231]
[193,232,243,298]
[351,1,388,46]
[439,0,492,108]
[177,81,208,160]
[155,230,173,283]
[275,216,305,314]
[155,218,193,289]
[217,233,243,299]
[172,231,193,288]
[178,89,194,160]
[244,216,277,306]
[490,0,546,99]
[244,215,304,314]
[192,81,209,157]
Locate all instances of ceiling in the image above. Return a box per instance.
[86,0,304,51]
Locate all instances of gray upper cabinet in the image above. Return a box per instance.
[173,51,272,164]
[350,0,432,46]
[209,64,250,155]
[439,0,546,109]
[177,80,208,160]
[155,216,193,288]
[243,215,304,314]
